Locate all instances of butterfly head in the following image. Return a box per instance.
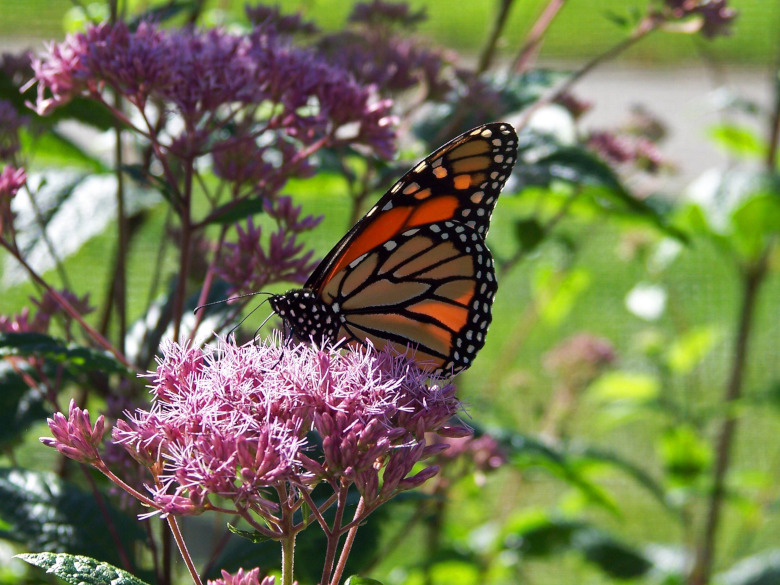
[269,288,340,344]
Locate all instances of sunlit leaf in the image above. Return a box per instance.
[666,325,721,374]
[709,123,767,158]
[657,426,712,484]
[589,371,660,403]
[20,129,108,172]
[17,553,148,585]
[532,266,591,326]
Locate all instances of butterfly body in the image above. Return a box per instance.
[270,122,517,375]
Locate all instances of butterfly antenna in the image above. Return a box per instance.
[194,291,273,315]
[226,296,277,338]
[252,310,277,342]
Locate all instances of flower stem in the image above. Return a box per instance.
[330,497,367,585]
[476,0,516,74]
[0,239,134,370]
[511,0,569,75]
[687,259,767,585]
[113,90,128,353]
[167,516,203,585]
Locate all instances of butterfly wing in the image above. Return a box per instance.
[271,122,517,375]
[305,122,517,293]
[319,221,497,374]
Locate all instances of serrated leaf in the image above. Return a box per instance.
[0,468,144,566]
[17,553,149,585]
[0,332,129,375]
[345,577,384,585]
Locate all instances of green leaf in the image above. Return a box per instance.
[0,363,49,450]
[227,523,271,543]
[21,129,108,172]
[666,325,721,374]
[709,123,767,158]
[122,164,177,205]
[580,446,680,519]
[514,217,545,254]
[0,332,129,376]
[506,433,619,515]
[719,550,780,585]
[589,371,660,403]
[730,193,780,262]
[345,577,385,585]
[17,553,149,585]
[202,197,269,225]
[0,468,145,566]
[532,266,591,326]
[658,426,712,484]
[505,513,585,557]
[574,530,652,579]
[128,1,198,29]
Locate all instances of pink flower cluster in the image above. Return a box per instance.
[101,336,464,520]
[209,567,289,585]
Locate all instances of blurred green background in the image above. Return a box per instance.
[1,0,778,63]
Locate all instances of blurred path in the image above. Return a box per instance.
[575,66,771,194]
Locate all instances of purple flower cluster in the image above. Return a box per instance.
[317,2,455,100]
[543,333,616,387]
[215,197,321,296]
[0,287,92,335]
[106,336,462,520]
[587,130,666,173]
[29,21,396,158]
[661,0,737,38]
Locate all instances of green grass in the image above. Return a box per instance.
[0,0,776,65]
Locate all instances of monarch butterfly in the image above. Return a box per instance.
[270,122,517,375]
